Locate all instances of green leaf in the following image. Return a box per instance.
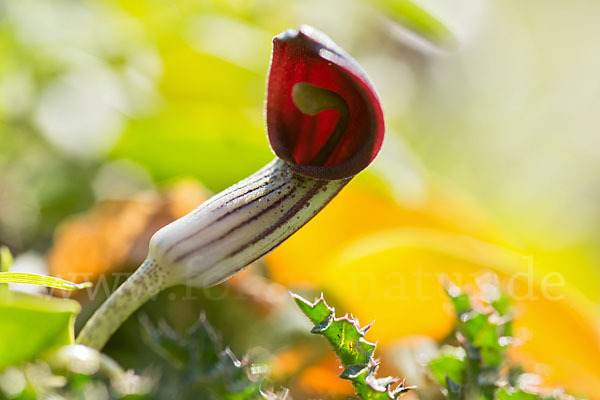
[491,295,511,316]
[428,353,465,386]
[0,292,81,369]
[0,272,92,290]
[450,292,471,315]
[443,280,471,316]
[474,323,502,367]
[461,312,487,343]
[0,249,87,368]
[294,292,333,328]
[292,292,412,399]
[292,293,376,367]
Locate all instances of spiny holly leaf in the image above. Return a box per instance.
[292,292,412,399]
[444,283,509,369]
[431,281,576,400]
[436,282,509,398]
[293,293,375,366]
[141,313,266,400]
[293,292,332,326]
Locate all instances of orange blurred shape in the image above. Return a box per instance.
[271,345,354,397]
[270,344,309,381]
[265,179,600,399]
[48,180,209,284]
[297,353,354,397]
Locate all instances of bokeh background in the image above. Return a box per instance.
[1,0,599,398]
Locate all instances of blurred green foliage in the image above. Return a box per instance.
[0,247,83,370]
[1,0,600,398]
[0,314,272,400]
[0,280,582,400]
[140,314,268,400]
[0,292,79,370]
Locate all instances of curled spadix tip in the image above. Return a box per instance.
[267,25,385,181]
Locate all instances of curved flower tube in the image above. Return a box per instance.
[76,25,385,350]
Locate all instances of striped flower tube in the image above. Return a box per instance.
[77,25,385,350]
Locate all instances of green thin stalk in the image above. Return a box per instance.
[76,259,167,349]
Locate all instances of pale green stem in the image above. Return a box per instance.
[76,160,348,350]
[76,259,168,350]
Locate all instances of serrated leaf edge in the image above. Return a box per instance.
[292,292,412,399]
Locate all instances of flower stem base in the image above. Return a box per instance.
[76,259,168,350]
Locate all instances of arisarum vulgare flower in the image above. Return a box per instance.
[267,26,384,180]
[77,25,385,350]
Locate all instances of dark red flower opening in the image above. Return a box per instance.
[266,25,385,181]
